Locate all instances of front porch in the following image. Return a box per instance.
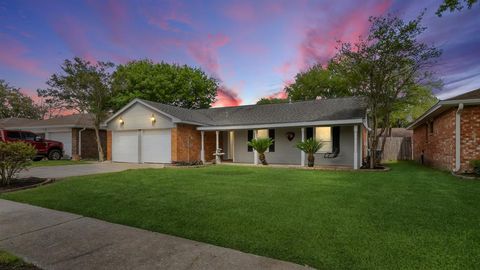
[199,124,364,169]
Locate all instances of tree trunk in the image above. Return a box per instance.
[259,153,268,165]
[308,153,315,167]
[94,126,104,162]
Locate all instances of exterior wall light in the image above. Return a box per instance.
[151,114,156,124]
[119,118,124,125]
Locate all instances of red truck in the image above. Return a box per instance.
[0,130,64,161]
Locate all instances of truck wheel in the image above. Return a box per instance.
[48,149,62,160]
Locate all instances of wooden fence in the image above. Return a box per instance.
[379,137,412,161]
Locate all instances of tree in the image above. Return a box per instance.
[0,80,45,119]
[0,142,36,186]
[437,0,478,16]
[38,57,114,161]
[390,85,438,127]
[247,138,273,165]
[296,138,323,167]
[285,63,353,101]
[111,60,218,110]
[333,13,441,168]
[256,98,288,105]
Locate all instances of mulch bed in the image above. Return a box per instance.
[453,173,480,180]
[0,177,54,193]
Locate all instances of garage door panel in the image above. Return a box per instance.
[112,131,139,163]
[48,131,72,158]
[141,129,171,163]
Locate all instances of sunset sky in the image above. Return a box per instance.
[1,0,479,107]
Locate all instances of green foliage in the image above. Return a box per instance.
[391,85,439,127]
[256,98,288,105]
[111,60,218,110]
[437,0,478,16]
[470,160,480,175]
[0,80,45,119]
[286,64,353,101]
[296,138,323,167]
[38,57,114,161]
[0,142,36,186]
[248,138,273,165]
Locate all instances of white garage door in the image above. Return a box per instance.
[48,131,72,158]
[141,129,171,163]
[112,131,139,163]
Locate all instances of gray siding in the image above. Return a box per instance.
[107,103,175,131]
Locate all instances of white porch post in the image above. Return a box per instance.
[215,131,220,164]
[353,125,359,170]
[201,131,205,163]
[301,127,305,166]
[253,130,258,165]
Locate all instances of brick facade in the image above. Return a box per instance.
[412,105,480,172]
[171,124,219,163]
[106,130,112,161]
[71,128,107,160]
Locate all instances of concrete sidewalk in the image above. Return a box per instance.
[0,199,311,270]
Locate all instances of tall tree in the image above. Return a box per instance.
[0,80,45,119]
[38,57,114,161]
[333,13,441,168]
[437,0,478,16]
[111,60,218,110]
[285,64,353,101]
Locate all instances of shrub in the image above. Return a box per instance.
[470,159,480,175]
[296,138,323,167]
[0,142,36,186]
[248,138,273,165]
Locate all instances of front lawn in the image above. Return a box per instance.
[0,250,40,269]
[29,159,92,167]
[3,162,480,269]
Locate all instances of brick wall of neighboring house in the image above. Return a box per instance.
[460,106,480,172]
[106,131,112,161]
[71,128,107,160]
[171,124,219,163]
[412,109,456,171]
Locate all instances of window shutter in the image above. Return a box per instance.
[268,129,275,152]
[306,127,313,139]
[247,130,253,152]
[332,126,340,151]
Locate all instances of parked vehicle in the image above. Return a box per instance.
[0,130,64,161]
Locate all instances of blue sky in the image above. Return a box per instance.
[0,0,479,106]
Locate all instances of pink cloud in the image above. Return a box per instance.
[87,0,129,44]
[212,85,243,107]
[52,16,97,63]
[187,33,230,76]
[222,0,285,23]
[224,2,256,22]
[0,34,47,77]
[143,1,192,32]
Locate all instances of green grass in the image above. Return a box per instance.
[0,250,39,269]
[29,160,92,167]
[3,162,480,269]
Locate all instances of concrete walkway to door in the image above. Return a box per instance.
[19,162,164,179]
[0,199,311,270]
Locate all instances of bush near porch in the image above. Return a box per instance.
[3,162,480,269]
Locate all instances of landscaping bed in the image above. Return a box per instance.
[0,250,41,270]
[0,178,53,193]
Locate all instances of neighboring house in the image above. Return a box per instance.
[407,88,480,172]
[104,97,368,169]
[0,114,107,159]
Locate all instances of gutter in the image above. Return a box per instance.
[78,127,87,158]
[454,103,464,172]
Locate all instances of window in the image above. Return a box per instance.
[6,131,21,140]
[257,129,269,138]
[306,127,313,139]
[247,130,253,152]
[315,127,332,153]
[268,129,275,152]
[247,129,275,152]
[22,132,36,141]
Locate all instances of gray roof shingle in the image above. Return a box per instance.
[0,114,97,129]
[446,88,480,101]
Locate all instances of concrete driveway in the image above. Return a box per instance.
[19,162,164,179]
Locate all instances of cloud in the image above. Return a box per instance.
[142,0,192,32]
[187,33,230,76]
[0,34,47,77]
[213,85,243,107]
[86,0,130,44]
[52,16,97,63]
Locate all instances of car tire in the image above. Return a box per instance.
[48,149,62,160]
[33,156,43,162]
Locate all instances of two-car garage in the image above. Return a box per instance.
[112,129,171,163]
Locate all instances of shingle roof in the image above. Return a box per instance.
[446,88,480,100]
[140,96,367,127]
[0,118,39,129]
[0,114,96,129]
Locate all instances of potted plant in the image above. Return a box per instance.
[470,159,480,176]
[248,138,273,165]
[296,138,323,167]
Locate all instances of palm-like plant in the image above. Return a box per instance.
[248,138,273,165]
[296,138,323,167]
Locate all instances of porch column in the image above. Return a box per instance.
[201,131,205,163]
[353,125,359,170]
[215,131,220,164]
[301,127,305,166]
[253,130,258,165]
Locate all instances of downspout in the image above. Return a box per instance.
[454,103,464,172]
[78,127,87,159]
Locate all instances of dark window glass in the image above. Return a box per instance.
[306,127,313,139]
[332,126,340,152]
[268,129,275,152]
[6,131,22,140]
[247,130,253,152]
[23,132,36,141]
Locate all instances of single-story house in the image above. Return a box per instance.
[407,88,480,172]
[104,97,368,169]
[0,114,107,159]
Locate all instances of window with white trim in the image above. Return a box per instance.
[315,127,333,153]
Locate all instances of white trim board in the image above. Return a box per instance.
[197,119,364,131]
